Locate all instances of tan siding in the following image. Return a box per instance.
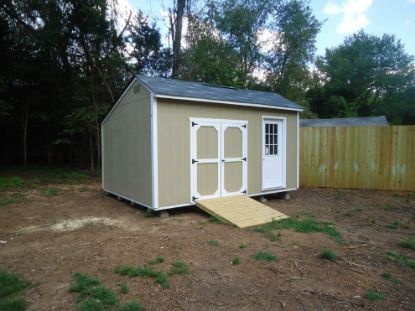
[158,99,299,207]
[102,80,152,206]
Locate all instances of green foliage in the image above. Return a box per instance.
[239,243,248,249]
[0,177,24,189]
[208,215,225,224]
[252,252,277,262]
[0,271,31,311]
[208,239,219,246]
[170,261,189,275]
[118,301,142,311]
[155,272,170,289]
[70,272,101,293]
[148,256,164,265]
[252,217,343,243]
[319,249,338,262]
[46,188,59,196]
[385,251,415,269]
[231,256,241,265]
[268,232,281,241]
[364,290,385,301]
[0,193,25,207]
[386,221,400,229]
[398,237,415,250]
[382,272,400,284]
[117,282,129,294]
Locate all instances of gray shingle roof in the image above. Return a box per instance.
[300,116,389,128]
[137,75,303,111]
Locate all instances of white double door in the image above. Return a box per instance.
[190,118,247,201]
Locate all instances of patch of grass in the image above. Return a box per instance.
[386,221,400,229]
[252,217,343,243]
[118,301,142,311]
[319,249,338,262]
[295,211,315,218]
[0,193,25,207]
[398,237,415,250]
[208,215,225,224]
[208,239,219,246]
[352,207,364,212]
[383,204,396,210]
[268,232,281,241]
[252,252,277,262]
[114,266,158,278]
[143,210,155,218]
[239,243,248,249]
[382,272,400,284]
[0,271,31,311]
[70,272,139,310]
[0,176,24,189]
[170,261,189,275]
[385,252,415,269]
[118,282,129,294]
[155,272,170,288]
[364,290,385,301]
[46,188,59,196]
[231,256,241,265]
[149,256,164,265]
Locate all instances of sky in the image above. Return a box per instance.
[122,0,415,57]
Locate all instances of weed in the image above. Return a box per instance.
[46,188,59,196]
[118,301,142,311]
[386,221,400,229]
[364,290,385,301]
[0,271,31,311]
[208,239,219,246]
[231,256,241,265]
[155,272,170,288]
[268,232,281,241]
[252,217,343,243]
[81,286,118,306]
[398,237,415,250]
[382,272,400,284]
[118,282,129,294]
[0,176,24,189]
[252,252,277,262]
[149,256,164,265]
[239,243,248,249]
[319,249,338,262]
[170,261,189,275]
[69,272,101,292]
[114,266,158,278]
[385,252,415,269]
[208,215,225,224]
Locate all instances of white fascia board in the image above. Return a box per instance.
[155,94,304,112]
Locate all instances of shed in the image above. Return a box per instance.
[101,75,303,211]
[300,116,388,128]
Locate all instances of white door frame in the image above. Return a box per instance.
[262,116,286,190]
[190,117,248,202]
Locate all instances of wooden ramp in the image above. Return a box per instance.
[196,195,288,228]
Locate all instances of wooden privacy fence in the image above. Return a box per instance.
[300,125,415,191]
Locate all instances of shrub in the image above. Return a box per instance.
[231,256,241,265]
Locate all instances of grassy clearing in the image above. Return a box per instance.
[0,193,26,207]
[382,272,400,285]
[252,252,277,262]
[231,256,241,265]
[148,256,164,265]
[398,237,415,250]
[385,252,415,269]
[70,272,141,311]
[0,176,24,189]
[0,271,31,311]
[252,216,343,243]
[114,261,189,289]
[319,249,338,262]
[364,290,385,301]
[208,239,219,246]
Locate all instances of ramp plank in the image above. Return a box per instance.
[196,195,288,228]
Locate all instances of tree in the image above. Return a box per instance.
[308,31,415,123]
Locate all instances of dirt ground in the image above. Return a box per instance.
[0,178,414,311]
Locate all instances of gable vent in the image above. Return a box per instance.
[133,85,141,94]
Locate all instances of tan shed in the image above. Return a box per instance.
[102,75,303,211]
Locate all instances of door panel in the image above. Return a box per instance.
[197,163,219,196]
[262,119,284,189]
[197,126,218,159]
[224,161,243,193]
[224,127,243,158]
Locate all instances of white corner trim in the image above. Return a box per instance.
[101,125,104,190]
[151,94,159,209]
[156,94,303,112]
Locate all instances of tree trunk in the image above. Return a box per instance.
[23,104,29,167]
[172,0,186,78]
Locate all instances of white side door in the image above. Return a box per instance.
[262,118,285,189]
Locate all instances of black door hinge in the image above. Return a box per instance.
[241,124,247,128]
[192,121,198,127]
[242,157,247,161]
[192,159,199,164]
[192,196,199,201]
[241,190,247,194]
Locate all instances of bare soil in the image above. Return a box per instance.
[0,179,414,311]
